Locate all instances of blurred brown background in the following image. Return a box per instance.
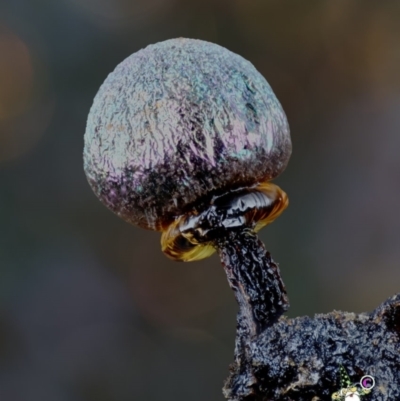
[1,1,400,400]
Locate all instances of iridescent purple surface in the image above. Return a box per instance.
[84,38,291,230]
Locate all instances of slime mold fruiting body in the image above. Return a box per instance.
[84,37,292,348]
[84,38,291,232]
[84,38,400,401]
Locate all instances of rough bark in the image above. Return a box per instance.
[216,232,400,401]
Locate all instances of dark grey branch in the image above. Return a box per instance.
[219,238,400,401]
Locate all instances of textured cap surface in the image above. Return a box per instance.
[84,38,291,230]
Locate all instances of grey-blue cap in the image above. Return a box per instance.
[84,38,291,231]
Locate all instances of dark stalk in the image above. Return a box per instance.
[215,228,289,370]
[215,229,289,338]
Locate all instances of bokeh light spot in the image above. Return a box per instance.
[0,25,53,163]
